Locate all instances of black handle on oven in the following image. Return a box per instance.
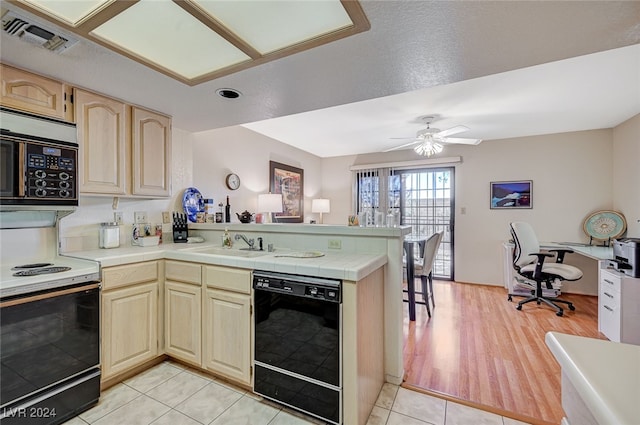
[0,282,100,308]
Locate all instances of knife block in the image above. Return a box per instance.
[172,222,188,243]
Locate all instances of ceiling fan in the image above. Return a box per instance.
[384,116,482,156]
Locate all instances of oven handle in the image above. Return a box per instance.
[0,282,100,308]
[18,141,25,197]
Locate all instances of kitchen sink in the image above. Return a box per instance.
[191,247,271,258]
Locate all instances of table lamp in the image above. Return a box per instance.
[312,198,330,224]
[258,193,283,223]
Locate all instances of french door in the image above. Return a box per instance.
[356,167,454,280]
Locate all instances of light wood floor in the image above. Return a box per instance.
[402,280,605,425]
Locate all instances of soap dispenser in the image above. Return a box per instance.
[222,227,232,248]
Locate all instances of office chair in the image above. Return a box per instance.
[509,222,583,316]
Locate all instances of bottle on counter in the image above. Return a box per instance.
[222,227,232,248]
[225,196,231,223]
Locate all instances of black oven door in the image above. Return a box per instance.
[0,138,21,198]
[0,283,100,420]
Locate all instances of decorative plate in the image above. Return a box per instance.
[183,187,204,223]
[583,210,626,241]
[275,251,325,258]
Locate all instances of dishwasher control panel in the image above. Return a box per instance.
[253,271,341,303]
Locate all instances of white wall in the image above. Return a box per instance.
[322,129,614,286]
[612,113,640,237]
[191,126,323,223]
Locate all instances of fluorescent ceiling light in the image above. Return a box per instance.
[91,0,250,79]
[20,0,112,25]
[195,0,353,54]
[11,0,369,85]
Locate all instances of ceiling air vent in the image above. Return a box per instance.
[1,10,78,53]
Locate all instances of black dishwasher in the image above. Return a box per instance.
[253,271,342,424]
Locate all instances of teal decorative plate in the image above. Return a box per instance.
[583,210,626,241]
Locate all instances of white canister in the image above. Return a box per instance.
[99,222,120,248]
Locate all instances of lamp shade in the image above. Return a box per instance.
[258,193,283,213]
[311,198,330,213]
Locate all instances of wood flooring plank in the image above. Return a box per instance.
[402,280,604,424]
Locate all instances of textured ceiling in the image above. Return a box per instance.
[1,1,639,157]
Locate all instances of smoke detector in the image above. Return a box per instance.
[2,10,78,53]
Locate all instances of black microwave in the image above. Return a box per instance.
[0,107,78,207]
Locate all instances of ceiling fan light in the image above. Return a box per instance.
[413,141,443,157]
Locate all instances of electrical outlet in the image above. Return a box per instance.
[134,211,148,224]
[114,211,123,224]
[162,211,171,224]
[328,239,342,249]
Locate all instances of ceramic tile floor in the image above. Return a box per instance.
[63,361,530,425]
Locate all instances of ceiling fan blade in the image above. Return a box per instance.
[441,137,483,145]
[383,140,422,152]
[436,125,469,138]
[389,137,415,140]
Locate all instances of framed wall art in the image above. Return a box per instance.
[270,161,304,223]
[490,180,532,209]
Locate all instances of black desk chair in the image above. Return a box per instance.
[509,222,583,316]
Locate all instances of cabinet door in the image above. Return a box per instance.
[75,89,128,195]
[203,289,251,385]
[102,282,158,379]
[0,64,72,121]
[131,107,172,197]
[165,280,201,366]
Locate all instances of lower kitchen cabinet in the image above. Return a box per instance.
[101,261,160,381]
[202,288,252,385]
[165,281,202,366]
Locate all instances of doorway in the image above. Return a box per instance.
[356,166,454,280]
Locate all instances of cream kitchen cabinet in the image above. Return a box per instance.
[164,261,202,366]
[74,88,171,197]
[0,63,73,121]
[74,88,128,195]
[202,265,252,385]
[598,268,640,344]
[101,261,160,381]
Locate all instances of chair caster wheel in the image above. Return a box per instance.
[556,311,563,317]
[568,304,575,311]
[508,295,512,302]
[516,305,522,311]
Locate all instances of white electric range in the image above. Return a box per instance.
[0,255,100,298]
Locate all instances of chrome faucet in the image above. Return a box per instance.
[234,233,255,249]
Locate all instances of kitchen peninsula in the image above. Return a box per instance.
[65,224,410,425]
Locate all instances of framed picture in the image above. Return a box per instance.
[490,180,532,209]
[270,161,304,223]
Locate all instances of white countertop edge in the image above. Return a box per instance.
[189,223,412,238]
[545,331,640,425]
[63,243,388,281]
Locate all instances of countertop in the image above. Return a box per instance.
[63,242,388,282]
[545,331,640,425]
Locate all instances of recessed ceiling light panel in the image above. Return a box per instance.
[20,0,112,26]
[90,0,251,79]
[216,88,241,99]
[194,0,353,54]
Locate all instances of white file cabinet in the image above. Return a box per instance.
[598,268,640,344]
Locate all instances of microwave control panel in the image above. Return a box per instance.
[25,141,77,199]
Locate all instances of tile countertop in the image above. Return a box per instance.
[545,331,640,425]
[62,242,388,282]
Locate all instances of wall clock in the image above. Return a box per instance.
[225,173,240,190]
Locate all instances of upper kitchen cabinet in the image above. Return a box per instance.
[131,107,172,197]
[74,88,128,195]
[74,89,172,197]
[0,63,73,122]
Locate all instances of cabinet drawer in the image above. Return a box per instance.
[102,261,158,290]
[203,265,251,294]
[165,261,201,285]
[600,270,621,293]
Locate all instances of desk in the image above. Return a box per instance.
[404,236,427,321]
